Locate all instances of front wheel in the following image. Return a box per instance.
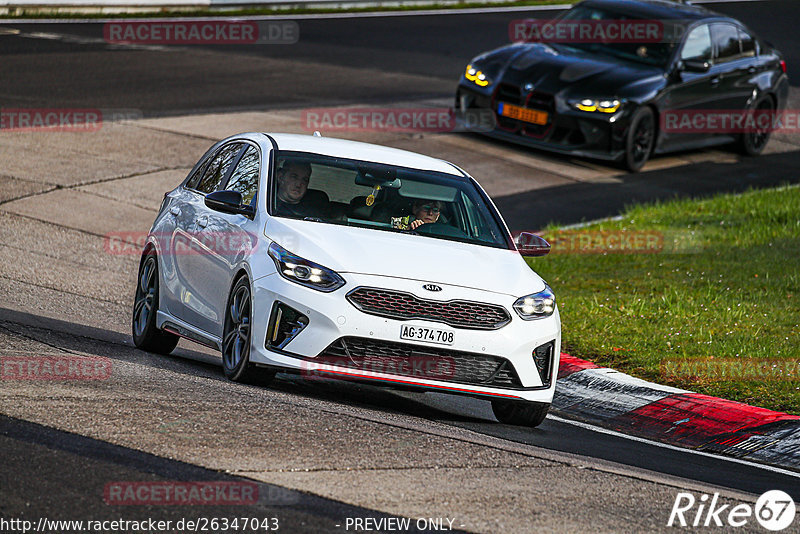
[491,400,550,428]
[222,276,275,385]
[623,106,655,172]
[132,251,179,355]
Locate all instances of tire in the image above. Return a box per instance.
[222,276,275,385]
[738,96,774,156]
[491,400,550,428]
[132,251,180,355]
[623,106,656,172]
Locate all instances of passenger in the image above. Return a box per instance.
[391,199,442,230]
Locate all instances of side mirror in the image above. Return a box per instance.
[205,190,255,218]
[682,59,711,73]
[515,232,551,257]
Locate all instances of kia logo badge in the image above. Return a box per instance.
[423,284,442,292]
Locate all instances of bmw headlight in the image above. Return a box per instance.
[513,285,555,320]
[268,242,345,292]
[465,64,491,87]
[572,98,622,113]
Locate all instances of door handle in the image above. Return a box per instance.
[710,76,720,87]
[748,66,757,74]
[169,206,180,216]
[196,216,208,229]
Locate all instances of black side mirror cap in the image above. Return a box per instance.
[205,190,255,218]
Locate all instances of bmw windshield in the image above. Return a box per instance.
[270,151,512,250]
[549,5,682,68]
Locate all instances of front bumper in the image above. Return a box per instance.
[457,83,629,161]
[250,272,561,403]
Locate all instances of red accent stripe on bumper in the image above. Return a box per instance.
[310,368,525,399]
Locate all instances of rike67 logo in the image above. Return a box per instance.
[668,490,796,531]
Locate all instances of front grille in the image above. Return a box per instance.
[347,287,511,330]
[316,337,522,388]
[496,83,523,106]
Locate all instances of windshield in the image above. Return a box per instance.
[551,5,681,67]
[270,151,512,250]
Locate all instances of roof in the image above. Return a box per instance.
[265,133,463,176]
[579,0,723,21]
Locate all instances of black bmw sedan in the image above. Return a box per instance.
[455,0,789,171]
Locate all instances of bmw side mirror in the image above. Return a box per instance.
[205,190,255,218]
[682,59,711,73]
[515,232,551,257]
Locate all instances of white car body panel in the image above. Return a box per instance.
[263,217,546,297]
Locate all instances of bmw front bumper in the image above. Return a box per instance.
[457,84,630,162]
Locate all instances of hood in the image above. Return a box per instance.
[486,43,664,98]
[264,218,545,298]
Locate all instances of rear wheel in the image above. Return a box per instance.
[491,400,550,428]
[132,251,179,355]
[623,106,655,172]
[738,96,774,156]
[222,276,275,385]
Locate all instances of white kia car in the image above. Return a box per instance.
[132,133,561,427]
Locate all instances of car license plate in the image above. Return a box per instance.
[498,102,548,125]
[400,325,454,345]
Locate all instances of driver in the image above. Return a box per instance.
[274,160,322,218]
[391,199,442,230]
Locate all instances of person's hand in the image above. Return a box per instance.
[409,219,426,230]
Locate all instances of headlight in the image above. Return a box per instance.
[572,98,622,113]
[268,242,345,292]
[513,286,555,320]
[465,64,490,87]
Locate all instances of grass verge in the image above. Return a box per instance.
[527,184,800,414]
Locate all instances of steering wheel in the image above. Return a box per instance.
[416,222,468,239]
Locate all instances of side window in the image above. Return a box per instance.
[225,145,260,205]
[739,27,756,57]
[194,143,243,194]
[681,25,712,61]
[712,23,741,63]
[185,159,209,190]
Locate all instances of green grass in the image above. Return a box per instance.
[0,0,569,19]
[527,184,800,414]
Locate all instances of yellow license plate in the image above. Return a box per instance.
[498,102,548,125]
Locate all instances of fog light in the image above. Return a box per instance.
[267,301,308,350]
[533,341,554,388]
